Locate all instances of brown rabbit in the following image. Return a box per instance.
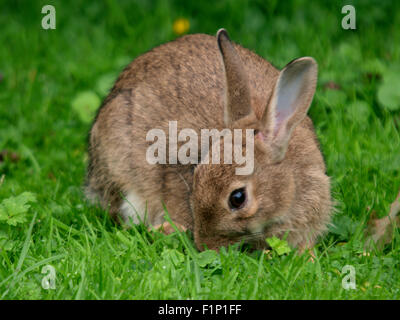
[86,29,332,251]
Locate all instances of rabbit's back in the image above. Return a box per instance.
[111,34,279,129]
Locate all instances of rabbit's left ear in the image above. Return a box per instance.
[217,29,253,126]
[261,57,318,162]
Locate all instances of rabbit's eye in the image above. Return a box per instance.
[228,188,247,210]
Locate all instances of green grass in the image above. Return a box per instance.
[1,0,400,299]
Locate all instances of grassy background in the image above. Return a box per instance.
[0,0,399,299]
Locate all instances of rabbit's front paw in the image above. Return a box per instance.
[150,221,187,235]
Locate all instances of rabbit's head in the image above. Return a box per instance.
[190,29,319,251]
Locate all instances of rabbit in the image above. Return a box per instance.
[86,28,332,251]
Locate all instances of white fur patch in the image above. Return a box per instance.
[120,191,148,225]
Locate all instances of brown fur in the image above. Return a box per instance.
[86,30,332,251]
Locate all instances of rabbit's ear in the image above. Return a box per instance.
[217,29,253,126]
[261,57,317,162]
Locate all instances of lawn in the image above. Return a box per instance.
[0,0,399,299]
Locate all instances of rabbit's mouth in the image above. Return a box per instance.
[235,231,269,250]
[216,228,266,251]
[204,215,287,251]
[233,217,288,250]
